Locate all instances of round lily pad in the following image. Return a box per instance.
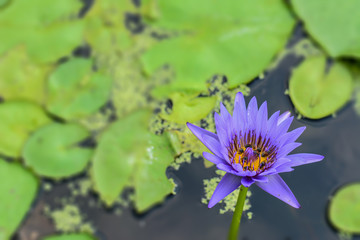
[141,0,295,91]
[0,0,9,8]
[0,158,38,239]
[92,110,175,212]
[42,233,97,240]
[292,0,360,58]
[289,55,353,119]
[0,100,51,158]
[0,46,50,104]
[23,123,93,179]
[328,183,360,234]
[46,58,112,120]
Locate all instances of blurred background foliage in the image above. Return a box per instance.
[0,0,359,239]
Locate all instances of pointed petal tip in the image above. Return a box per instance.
[235,92,244,100]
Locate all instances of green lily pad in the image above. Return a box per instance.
[92,110,175,212]
[23,123,93,179]
[43,233,97,240]
[0,46,51,104]
[289,55,353,119]
[46,58,113,120]
[0,0,84,63]
[328,183,360,234]
[141,0,295,92]
[292,0,360,58]
[0,0,9,8]
[0,158,38,239]
[160,93,216,124]
[0,100,51,158]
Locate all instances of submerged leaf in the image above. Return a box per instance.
[160,93,217,124]
[328,183,360,234]
[292,0,360,58]
[0,46,51,104]
[0,159,38,239]
[46,58,112,120]
[23,123,93,179]
[141,0,295,92]
[0,0,84,63]
[43,233,97,240]
[289,56,353,119]
[92,110,175,212]
[0,101,51,158]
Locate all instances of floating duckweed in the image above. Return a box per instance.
[150,75,250,170]
[202,170,252,216]
[171,152,195,170]
[269,38,323,71]
[45,204,94,233]
[338,232,352,240]
[43,182,53,192]
[78,108,114,133]
[68,178,93,197]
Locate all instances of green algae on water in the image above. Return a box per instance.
[150,75,250,170]
[202,170,252,216]
[44,204,94,234]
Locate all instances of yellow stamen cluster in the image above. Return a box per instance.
[227,132,276,172]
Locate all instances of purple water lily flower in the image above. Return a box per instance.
[187,92,324,208]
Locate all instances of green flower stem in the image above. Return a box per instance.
[228,185,248,240]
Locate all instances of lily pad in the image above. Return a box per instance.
[23,123,93,179]
[0,46,51,104]
[141,0,295,91]
[46,58,112,120]
[328,183,360,234]
[0,0,8,7]
[92,110,175,212]
[292,0,360,58]
[0,158,38,239]
[0,100,51,158]
[0,0,84,63]
[43,233,97,240]
[289,55,353,119]
[160,93,217,124]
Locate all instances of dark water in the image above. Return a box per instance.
[17,27,360,240]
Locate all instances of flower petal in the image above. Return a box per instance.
[286,153,324,167]
[208,173,242,208]
[241,177,255,187]
[216,163,236,173]
[277,142,302,158]
[266,110,280,137]
[247,96,258,130]
[271,157,291,169]
[203,152,226,165]
[202,134,223,158]
[186,122,218,143]
[214,112,229,147]
[273,116,294,140]
[277,126,306,147]
[233,92,247,135]
[253,175,268,183]
[277,111,291,125]
[255,174,300,208]
[256,101,268,140]
[274,165,294,174]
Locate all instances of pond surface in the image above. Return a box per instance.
[16,25,360,240]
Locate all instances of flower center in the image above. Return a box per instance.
[227,132,276,172]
